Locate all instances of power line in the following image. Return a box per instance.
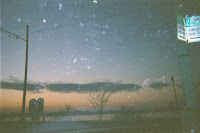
[1,11,134,40]
[0,28,26,41]
[29,11,134,34]
[5,25,25,29]
[1,1,175,40]
[20,4,174,35]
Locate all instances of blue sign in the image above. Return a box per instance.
[185,16,200,27]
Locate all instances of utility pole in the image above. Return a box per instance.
[0,25,29,120]
[21,25,29,120]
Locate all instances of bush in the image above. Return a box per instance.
[112,107,141,122]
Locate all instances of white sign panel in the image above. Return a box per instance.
[177,23,187,41]
[177,15,200,43]
[186,26,200,43]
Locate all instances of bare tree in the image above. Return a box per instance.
[89,91,112,121]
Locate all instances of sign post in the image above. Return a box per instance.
[177,15,199,132]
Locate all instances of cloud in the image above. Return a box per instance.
[7,75,22,83]
[47,82,142,93]
[1,81,142,93]
[1,81,45,92]
[149,82,170,89]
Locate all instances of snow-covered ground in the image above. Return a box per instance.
[30,121,91,133]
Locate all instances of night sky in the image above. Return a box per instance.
[1,0,200,112]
